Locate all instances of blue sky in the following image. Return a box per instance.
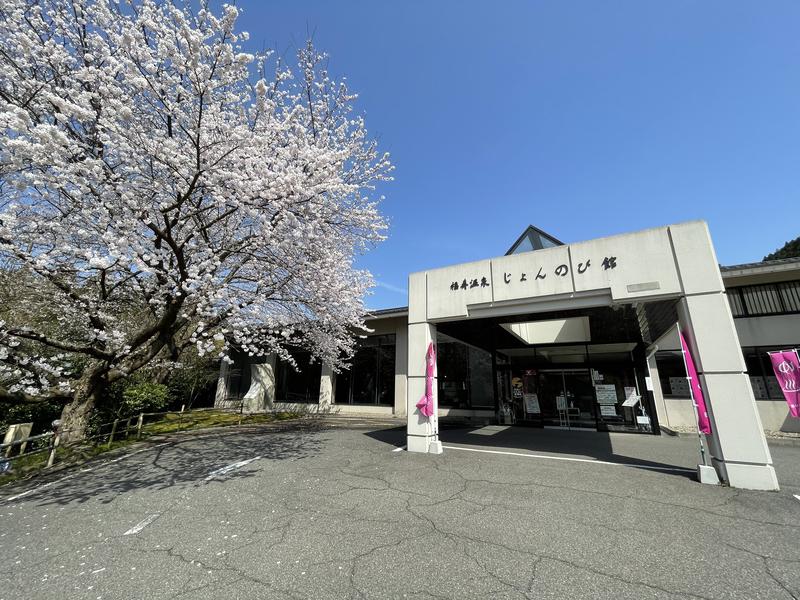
[231,1,800,309]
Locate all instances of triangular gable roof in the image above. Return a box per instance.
[505,225,564,255]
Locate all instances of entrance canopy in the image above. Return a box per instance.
[406,221,779,490]
[437,306,653,433]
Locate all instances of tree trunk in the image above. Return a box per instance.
[59,369,105,443]
[59,390,95,443]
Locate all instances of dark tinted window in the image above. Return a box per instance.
[438,336,494,409]
[275,351,321,403]
[334,334,395,405]
[727,281,800,317]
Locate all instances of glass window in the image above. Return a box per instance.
[275,351,321,403]
[741,285,782,315]
[654,350,688,398]
[742,347,769,400]
[226,351,251,400]
[226,364,250,400]
[511,235,534,254]
[779,281,800,312]
[437,335,494,408]
[539,235,558,249]
[350,345,377,404]
[438,338,469,408]
[377,342,396,405]
[334,370,351,405]
[468,345,494,407]
[593,366,642,431]
[334,334,395,405]
[727,290,745,317]
[726,281,800,317]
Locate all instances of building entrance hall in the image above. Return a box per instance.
[534,368,597,430]
[436,305,658,435]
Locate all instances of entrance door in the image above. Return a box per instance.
[539,369,597,430]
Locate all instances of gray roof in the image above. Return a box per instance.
[365,306,408,319]
[720,256,800,272]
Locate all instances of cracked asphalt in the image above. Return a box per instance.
[1,420,799,600]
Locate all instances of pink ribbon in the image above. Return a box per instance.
[415,342,436,418]
[679,331,712,435]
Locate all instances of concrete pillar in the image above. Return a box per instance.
[242,354,276,413]
[319,363,334,409]
[678,297,778,490]
[214,360,229,407]
[407,316,442,453]
[407,271,442,453]
[669,222,778,490]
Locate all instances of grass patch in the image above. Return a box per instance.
[140,410,296,437]
[1,410,298,486]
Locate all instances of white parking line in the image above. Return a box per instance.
[441,445,695,473]
[123,514,160,536]
[793,494,800,502]
[204,456,262,481]
[392,446,406,452]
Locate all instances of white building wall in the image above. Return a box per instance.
[735,315,800,347]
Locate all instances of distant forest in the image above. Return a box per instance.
[764,237,800,261]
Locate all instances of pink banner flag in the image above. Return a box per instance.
[679,331,712,435]
[415,342,436,418]
[768,350,800,418]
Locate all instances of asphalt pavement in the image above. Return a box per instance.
[1,420,799,599]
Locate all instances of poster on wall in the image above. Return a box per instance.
[524,393,541,414]
[594,384,617,405]
[600,405,617,417]
[511,376,524,399]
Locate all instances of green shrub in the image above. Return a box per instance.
[164,353,219,410]
[120,382,169,418]
[0,400,63,437]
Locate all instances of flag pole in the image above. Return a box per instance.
[793,349,800,417]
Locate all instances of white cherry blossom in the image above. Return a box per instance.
[0,0,392,437]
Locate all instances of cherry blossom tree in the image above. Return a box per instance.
[0,0,392,439]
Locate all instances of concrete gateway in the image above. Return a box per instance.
[218,221,800,491]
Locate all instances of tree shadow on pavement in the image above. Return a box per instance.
[365,424,697,481]
[2,422,327,506]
